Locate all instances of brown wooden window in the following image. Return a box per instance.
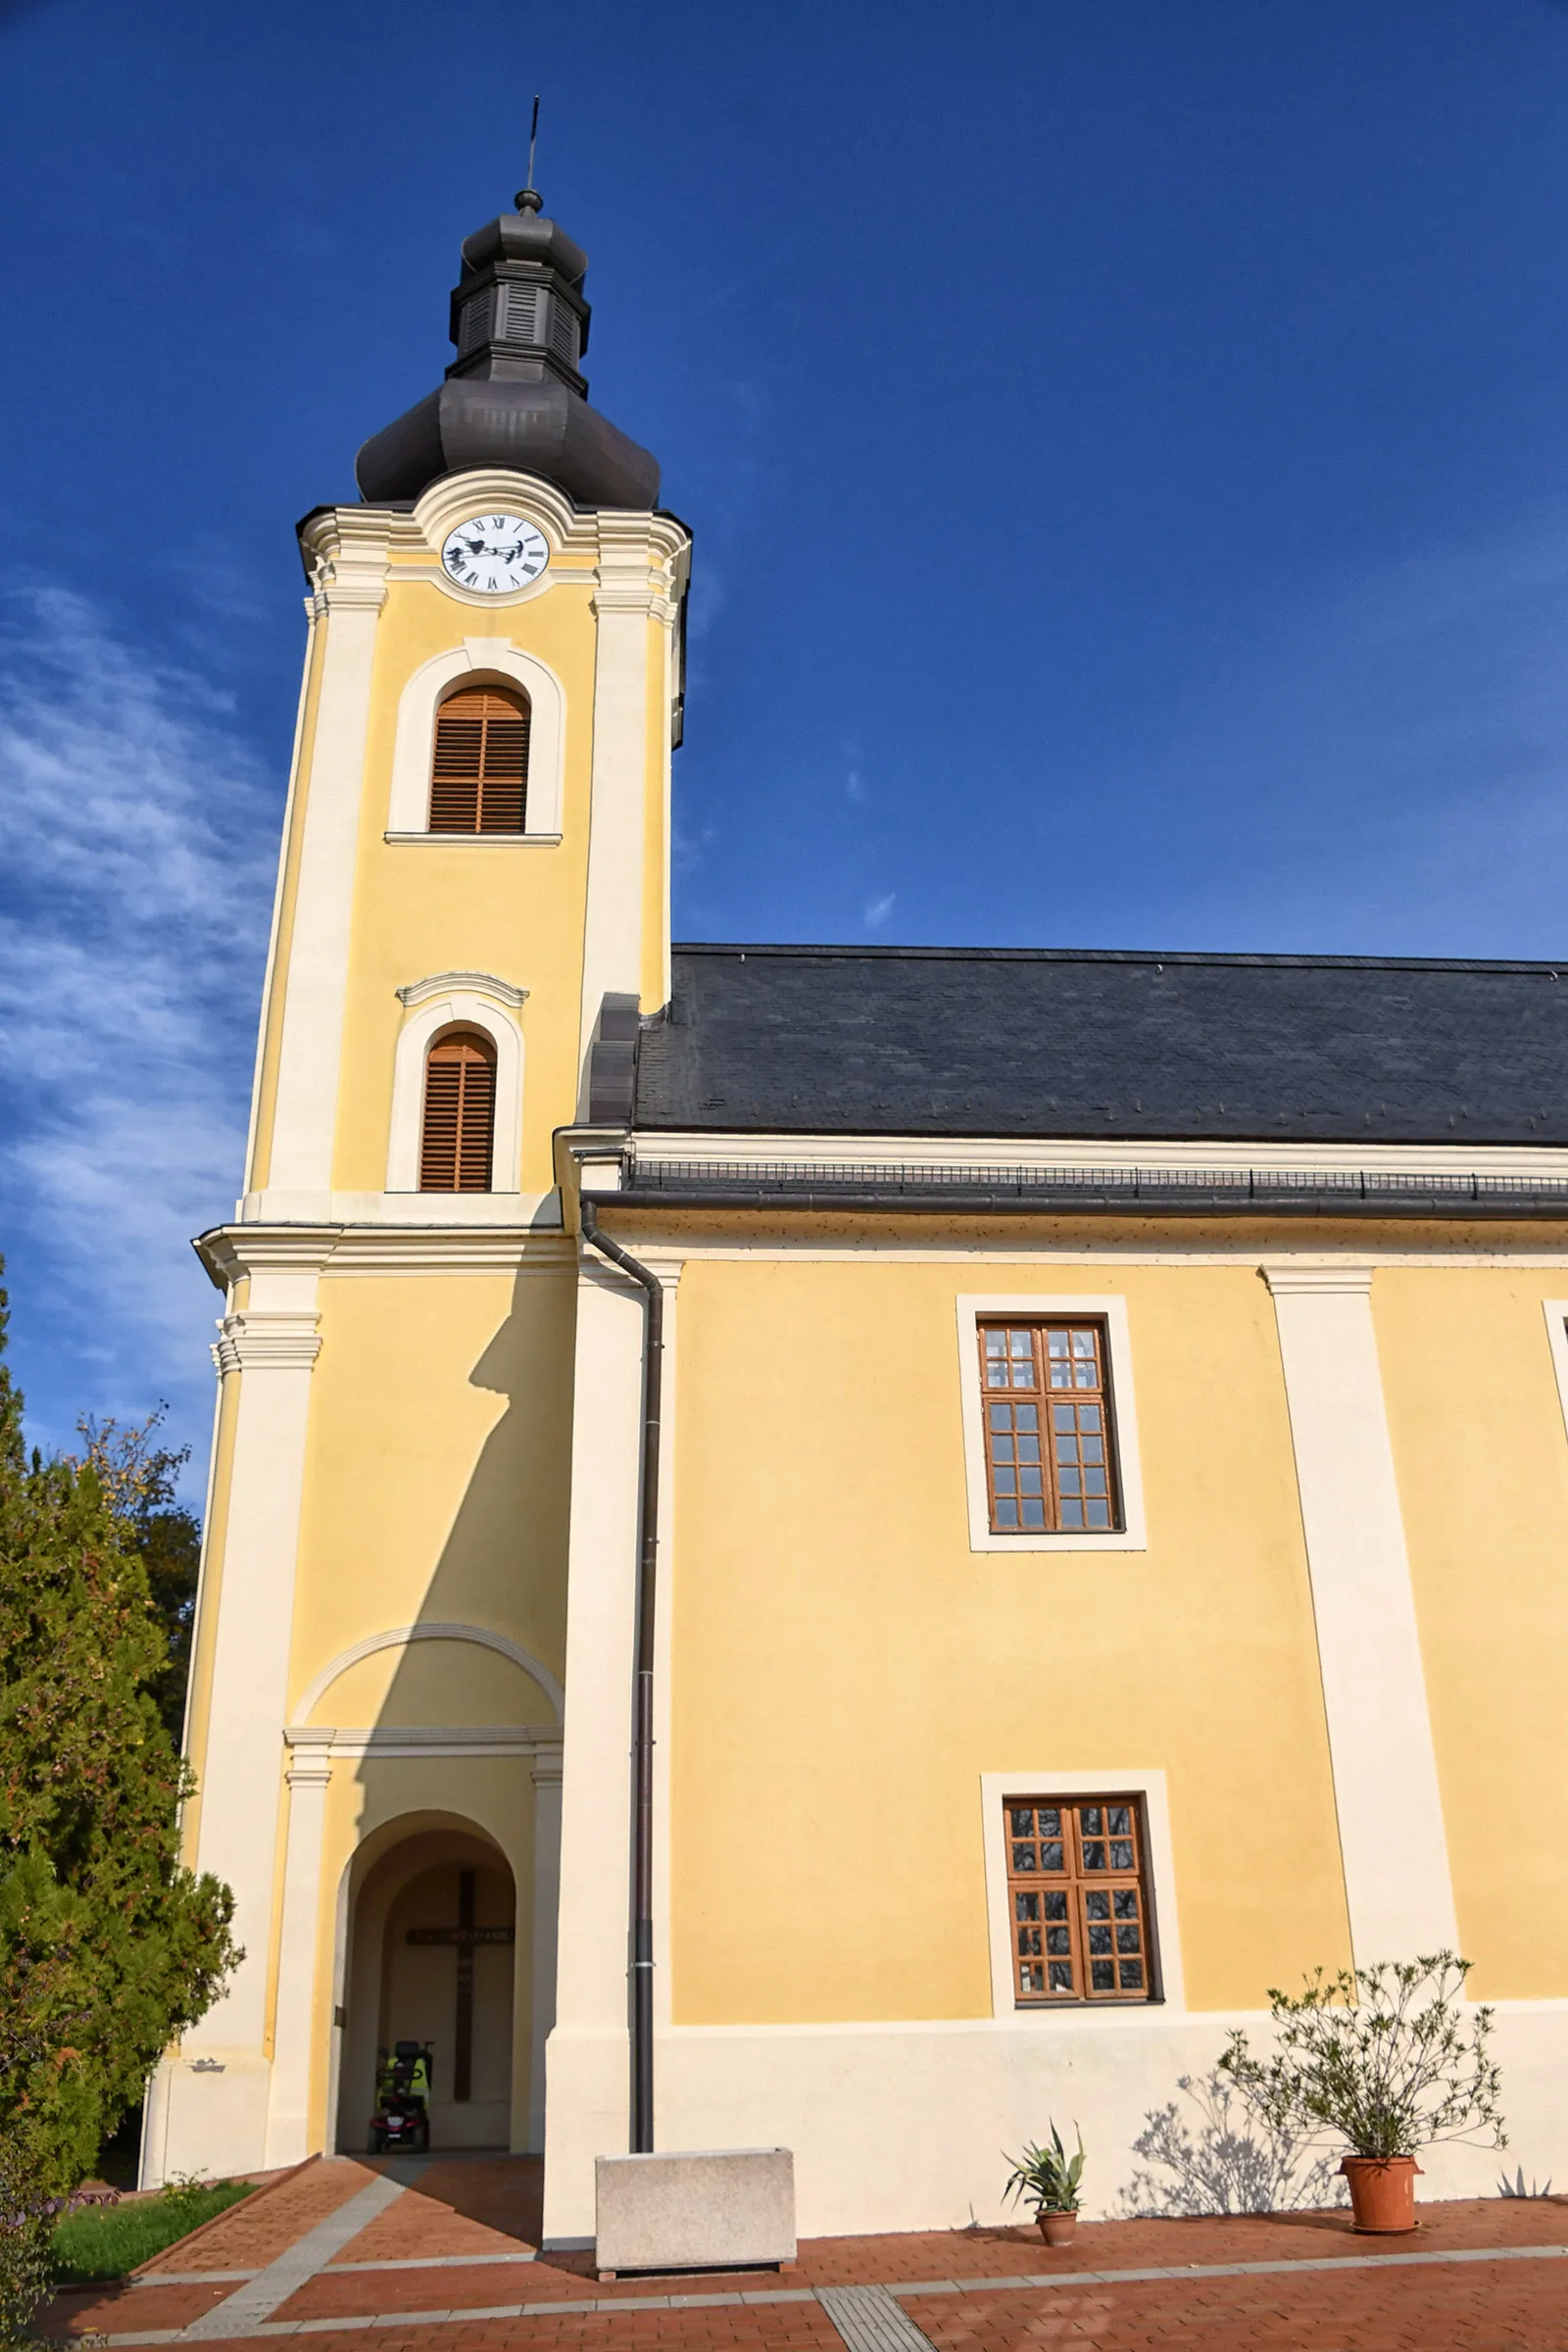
[1004,1796,1155,2003]
[978,1319,1120,1533]
[418,1030,496,1192]
[428,686,530,833]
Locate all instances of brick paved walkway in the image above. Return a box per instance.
[40,2158,1568,2352]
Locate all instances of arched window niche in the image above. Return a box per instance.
[387,976,527,1196]
[419,1028,497,1190]
[428,686,530,834]
[385,642,565,841]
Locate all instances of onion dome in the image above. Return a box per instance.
[356,187,660,509]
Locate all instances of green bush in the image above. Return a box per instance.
[1219,1952,1505,2162]
[52,2180,254,2285]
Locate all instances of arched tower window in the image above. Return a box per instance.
[419,1029,497,1191]
[428,686,531,833]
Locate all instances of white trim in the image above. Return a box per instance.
[979,1769,1185,2019]
[293,1622,564,1725]
[184,1255,324,2068]
[411,471,586,565]
[267,572,386,1192]
[1262,1260,1458,1960]
[544,1250,651,2235]
[265,1735,333,2166]
[234,1190,561,1232]
[384,831,563,848]
[386,982,526,1195]
[398,971,529,1010]
[527,1754,564,2151]
[385,642,565,836]
[633,1129,1568,1182]
[203,1224,576,1280]
[243,601,318,1192]
[956,1294,1147,1551]
[286,1725,561,1759]
[1542,1300,1568,1449]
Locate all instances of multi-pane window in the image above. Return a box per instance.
[1004,1797,1154,2003]
[979,1320,1120,1533]
[428,686,531,833]
[419,1029,497,1192]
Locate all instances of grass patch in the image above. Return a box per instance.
[52,2180,255,2283]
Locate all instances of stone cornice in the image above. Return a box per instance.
[213,1310,322,1376]
[299,476,690,602]
[196,1221,577,1288]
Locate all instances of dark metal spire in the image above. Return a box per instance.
[514,94,543,216]
[355,172,660,510]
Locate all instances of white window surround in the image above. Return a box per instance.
[384,640,565,839]
[956,1293,1147,1552]
[980,1768,1185,2021]
[386,975,527,1195]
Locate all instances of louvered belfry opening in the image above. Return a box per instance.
[428,686,530,833]
[419,1030,498,1192]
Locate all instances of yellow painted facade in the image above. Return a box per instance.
[162,435,1568,2228]
[668,1253,1352,2024]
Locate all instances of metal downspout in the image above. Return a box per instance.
[578,1197,662,2154]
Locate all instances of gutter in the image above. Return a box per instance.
[577,1198,662,2155]
[582,1177,1568,1221]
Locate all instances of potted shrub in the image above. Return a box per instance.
[1219,1953,1505,2232]
[1004,2124,1086,2247]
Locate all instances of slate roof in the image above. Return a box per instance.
[630,945,1568,1147]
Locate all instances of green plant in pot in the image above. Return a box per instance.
[1004,2124,1086,2247]
[1219,1953,1505,2233]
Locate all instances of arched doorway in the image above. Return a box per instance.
[338,1825,517,2152]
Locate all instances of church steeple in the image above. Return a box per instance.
[355,188,661,511]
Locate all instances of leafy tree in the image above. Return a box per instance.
[76,1412,202,1742]
[0,1273,237,2335]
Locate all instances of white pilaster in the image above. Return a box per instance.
[527,1748,564,2154]
[575,519,674,1100]
[265,1730,334,2165]
[266,535,387,1193]
[182,1254,327,2165]
[1263,1264,1458,1961]
[542,1252,649,2239]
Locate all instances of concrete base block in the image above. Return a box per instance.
[595,2147,796,2276]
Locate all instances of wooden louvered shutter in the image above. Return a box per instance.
[428,687,531,834]
[418,1031,498,1192]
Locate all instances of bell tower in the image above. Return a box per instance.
[147,185,687,2182]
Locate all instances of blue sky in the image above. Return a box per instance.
[4,0,1568,1481]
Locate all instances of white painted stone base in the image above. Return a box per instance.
[596,2149,795,2275]
[543,2009,1568,2241]
[140,2051,272,2188]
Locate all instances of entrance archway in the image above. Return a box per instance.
[338,1824,517,2152]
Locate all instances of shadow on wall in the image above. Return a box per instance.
[1115,2069,1347,2216]
[328,1258,577,2157]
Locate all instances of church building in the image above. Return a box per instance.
[145,181,1568,2236]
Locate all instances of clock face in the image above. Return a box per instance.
[440,514,549,594]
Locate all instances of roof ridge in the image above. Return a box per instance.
[669,942,1568,978]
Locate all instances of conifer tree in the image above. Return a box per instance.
[0,1270,236,2327]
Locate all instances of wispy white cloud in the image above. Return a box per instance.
[845,767,865,803]
[863,891,896,927]
[0,588,277,1472]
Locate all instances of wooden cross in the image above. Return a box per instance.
[406,1868,514,2101]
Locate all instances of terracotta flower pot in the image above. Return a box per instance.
[1037,2210,1078,2248]
[1340,2154,1421,2232]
